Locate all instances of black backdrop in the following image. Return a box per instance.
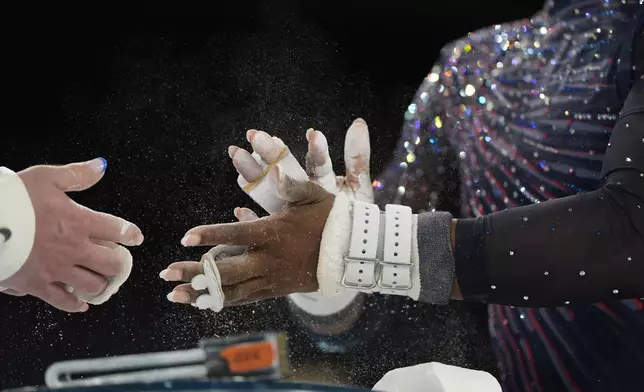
[0,1,541,388]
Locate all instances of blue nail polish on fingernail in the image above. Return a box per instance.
[99,157,107,173]
[88,157,108,173]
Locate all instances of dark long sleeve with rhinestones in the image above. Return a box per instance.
[453,35,644,307]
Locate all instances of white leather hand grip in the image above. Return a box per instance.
[68,243,133,305]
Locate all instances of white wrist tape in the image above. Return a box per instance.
[240,140,309,214]
[237,174,284,214]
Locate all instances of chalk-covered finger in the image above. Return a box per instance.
[233,152,285,214]
[160,261,203,282]
[239,130,308,213]
[229,146,264,183]
[181,219,270,247]
[63,267,108,297]
[247,130,284,163]
[344,118,371,178]
[305,129,338,192]
[344,118,374,201]
[83,207,144,246]
[247,129,308,181]
[81,242,123,278]
[167,283,201,304]
[233,207,259,222]
[36,284,88,313]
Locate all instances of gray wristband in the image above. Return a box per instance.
[416,211,455,304]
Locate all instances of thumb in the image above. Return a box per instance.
[271,164,327,205]
[52,157,108,192]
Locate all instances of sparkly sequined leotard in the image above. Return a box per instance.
[374,0,643,390]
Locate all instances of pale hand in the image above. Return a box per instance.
[0,159,143,312]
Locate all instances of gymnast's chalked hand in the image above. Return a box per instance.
[174,166,333,305]
[0,159,143,313]
[162,119,372,309]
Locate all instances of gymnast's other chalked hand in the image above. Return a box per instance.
[229,118,374,212]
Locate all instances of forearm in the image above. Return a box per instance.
[451,179,644,306]
[445,84,644,306]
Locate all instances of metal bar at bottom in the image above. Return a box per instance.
[45,348,205,387]
[45,364,207,388]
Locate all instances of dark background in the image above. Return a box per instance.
[0,1,542,388]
